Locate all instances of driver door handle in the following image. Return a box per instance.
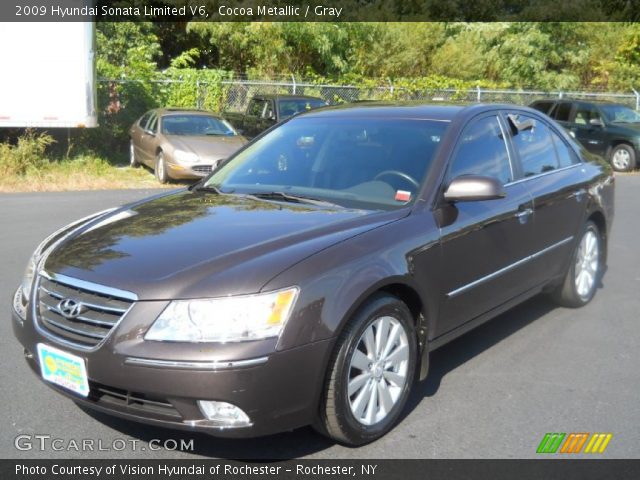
[515,207,533,224]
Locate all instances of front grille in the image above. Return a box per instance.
[36,275,133,348]
[89,382,181,420]
[192,165,212,174]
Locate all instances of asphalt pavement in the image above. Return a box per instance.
[1,178,639,459]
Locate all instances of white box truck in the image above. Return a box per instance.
[0,22,97,128]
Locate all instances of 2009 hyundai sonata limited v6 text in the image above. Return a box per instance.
[12,103,614,446]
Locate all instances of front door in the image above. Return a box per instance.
[436,114,536,335]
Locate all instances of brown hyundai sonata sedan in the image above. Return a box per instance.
[13,103,614,445]
[129,108,248,183]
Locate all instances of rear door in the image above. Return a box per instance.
[566,103,608,157]
[436,113,537,335]
[505,111,586,285]
[244,98,267,138]
[138,112,159,166]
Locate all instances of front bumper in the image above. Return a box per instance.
[166,161,214,180]
[12,299,332,438]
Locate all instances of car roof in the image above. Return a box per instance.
[533,99,629,107]
[154,108,225,118]
[254,94,325,101]
[295,102,537,122]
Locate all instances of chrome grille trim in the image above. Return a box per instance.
[192,165,213,173]
[33,272,136,351]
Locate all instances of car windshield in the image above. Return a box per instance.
[162,115,237,136]
[278,99,326,119]
[204,116,449,210]
[599,104,640,123]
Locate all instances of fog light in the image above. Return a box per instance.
[197,401,251,426]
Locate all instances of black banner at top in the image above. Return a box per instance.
[3,0,640,22]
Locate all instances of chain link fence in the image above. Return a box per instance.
[99,77,640,113]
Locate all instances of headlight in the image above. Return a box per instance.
[173,149,199,164]
[145,287,299,343]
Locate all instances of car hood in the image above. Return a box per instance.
[608,122,640,135]
[168,135,247,160]
[43,190,403,300]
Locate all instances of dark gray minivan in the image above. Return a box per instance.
[13,103,614,446]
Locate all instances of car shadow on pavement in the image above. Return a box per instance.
[79,294,559,459]
[404,294,557,412]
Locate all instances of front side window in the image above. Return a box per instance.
[550,129,580,168]
[599,104,640,123]
[205,117,449,210]
[449,116,512,185]
[510,114,558,176]
[161,115,236,136]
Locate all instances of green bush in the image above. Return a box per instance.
[0,131,55,176]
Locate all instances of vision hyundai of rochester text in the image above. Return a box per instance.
[13,103,614,445]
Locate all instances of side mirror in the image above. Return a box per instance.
[589,118,604,127]
[444,175,506,202]
[144,129,156,137]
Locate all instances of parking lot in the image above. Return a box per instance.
[1,175,639,459]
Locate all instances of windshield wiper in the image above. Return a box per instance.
[246,191,343,208]
[190,182,223,194]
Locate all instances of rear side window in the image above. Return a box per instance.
[531,101,553,114]
[248,99,266,117]
[552,103,572,122]
[574,104,602,125]
[147,113,158,133]
[138,112,152,128]
[550,130,580,167]
[449,116,513,185]
[510,114,561,176]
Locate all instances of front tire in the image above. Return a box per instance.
[155,152,169,184]
[316,294,417,446]
[552,221,604,308]
[609,144,636,172]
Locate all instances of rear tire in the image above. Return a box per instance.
[129,141,139,168]
[155,152,169,184]
[315,294,417,446]
[552,221,604,308]
[609,144,636,172]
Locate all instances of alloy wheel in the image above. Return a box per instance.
[612,148,631,171]
[574,229,599,299]
[347,316,409,426]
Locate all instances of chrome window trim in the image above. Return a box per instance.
[503,163,583,188]
[32,273,136,352]
[124,356,269,370]
[447,236,574,298]
[496,114,516,183]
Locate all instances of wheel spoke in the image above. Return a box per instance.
[351,349,370,372]
[365,380,378,424]
[381,323,401,359]
[375,317,390,358]
[351,379,371,419]
[348,373,370,396]
[385,343,408,365]
[363,327,376,359]
[383,370,405,388]
[377,381,394,415]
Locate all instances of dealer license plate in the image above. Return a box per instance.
[37,343,89,397]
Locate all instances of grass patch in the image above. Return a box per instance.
[0,131,174,192]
